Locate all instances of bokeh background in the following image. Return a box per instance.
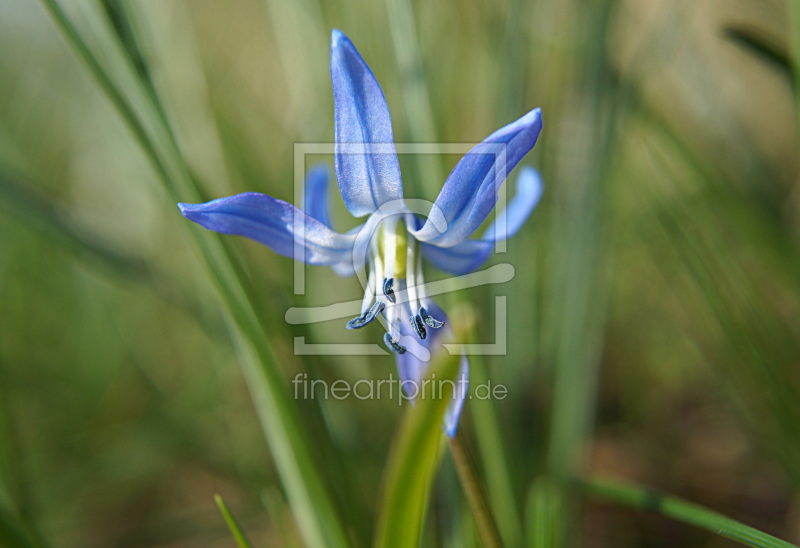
[1,0,799,546]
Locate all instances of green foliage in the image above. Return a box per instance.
[373,328,463,548]
[0,0,798,546]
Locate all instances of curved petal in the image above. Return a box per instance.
[178,193,356,265]
[482,165,543,241]
[421,239,493,276]
[412,108,543,247]
[395,301,469,437]
[444,356,469,437]
[303,164,333,229]
[422,166,544,275]
[331,29,403,217]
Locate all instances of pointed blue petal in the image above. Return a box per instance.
[443,356,469,437]
[422,166,544,275]
[331,29,403,217]
[413,108,542,247]
[178,193,356,265]
[303,164,333,229]
[394,301,469,437]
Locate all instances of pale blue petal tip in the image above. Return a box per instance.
[331,28,347,46]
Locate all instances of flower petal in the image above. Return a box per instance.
[444,356,469,437]
[421,239,493,276]
[303,164,333,229]
[422,166,543,275]
[178,193,356,265]
[481,165,543,241]
[395,301,469,437]
[331,29,404,217]
[412,108,543,247]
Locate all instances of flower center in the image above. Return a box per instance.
[345,213,444,353]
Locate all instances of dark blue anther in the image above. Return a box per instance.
[419,306,444,329]
[410,314,427,340]
[383,332,407,354]
[346,301,385,329]
[383,277,396,303]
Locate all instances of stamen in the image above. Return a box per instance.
[383,277,396,303]
[372,236,385,298]
[346,301,385,329]
[419,306,444,329]
[383,332,407,354]
[382,217,397,281]
[346,313,367,329]
[406,225,421,312]
[414,244,438,318]
[360,269,376,315]
[410,314,427,340]
[386,299,401,341]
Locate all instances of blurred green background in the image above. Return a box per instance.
[1,0,799,546]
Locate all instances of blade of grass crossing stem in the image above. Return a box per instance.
[39,3,350,547]
[214,495,255,548]
[374,328,467,548]
[581,479,799,548]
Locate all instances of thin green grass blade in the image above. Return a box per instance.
[526,476,565,548]
[790,1,800,117]
[214,495,255,548]
[384,0,443,192]
[38,3,351,547]
[468,355,524,547]
[581,479,798,548]
[373,319,467,548]
[543,3,617,544]
[448,434,502,548]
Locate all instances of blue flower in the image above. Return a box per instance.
[178,29,543,436]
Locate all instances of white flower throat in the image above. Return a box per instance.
[346,215,443,353]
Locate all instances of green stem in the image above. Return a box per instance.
[448,433,503,548]
[214,495,255,548]
[580,478,799,548]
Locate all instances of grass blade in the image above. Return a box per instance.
[469,356,524,548]
[526,476,565,548]
[790,0,800,116]
[38,2,351,546]
[581,478,799,548]
[214,495,255,548]
[448,434,502,548]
